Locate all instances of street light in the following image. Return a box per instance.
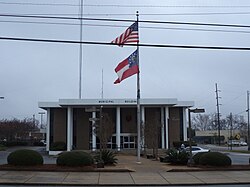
[0,97,4,99]
[187,108,205,166]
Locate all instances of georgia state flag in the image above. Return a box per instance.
[114,50,139,84]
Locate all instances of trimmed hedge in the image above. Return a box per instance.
[57,151,94,166]
[0,144,7,151]
[7,149,43,166]
[50,141,66,151]
[193,152,208,165]
[199,152,232,166]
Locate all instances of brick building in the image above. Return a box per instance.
[39,98,193,154]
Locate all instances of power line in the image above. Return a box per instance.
[3,12,250,17]
[236,110,246,115]
[83,5,250,8]
[1,36,250,50]
[1,14,250,29]
[1,2,250,8]
[0,2,78,7]
[79,12,250,16]
[1,20,250,34]
[223,93,246,107]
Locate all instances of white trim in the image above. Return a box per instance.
[165,107,169,149]
[58,98,179,106]
[175,101,194,107]
[67,107,73,151]
[39,99,194,109]
[161,107,165,149]
[38,102,61,109]
[92,111,96,151]
[116,107,121,151]
[46,109,50,152]
[183,108,188,141]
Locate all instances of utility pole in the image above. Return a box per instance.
[215,83,221,145]
[247,91,250,151]
[229,112,233,151]
[33,114,35,127]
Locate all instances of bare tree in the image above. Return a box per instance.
[0,118,39,141]
[192,113,247,140]
[94,112,114,150]
[192,114,211,131]
[226,114,247,140]
[192,113,223,131]
[144,112,161,159]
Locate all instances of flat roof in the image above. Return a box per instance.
[39,98,194,109]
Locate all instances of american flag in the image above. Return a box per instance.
[111,22,139,47]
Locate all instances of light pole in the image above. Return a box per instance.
[188,108,205,166]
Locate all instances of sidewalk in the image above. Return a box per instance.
[0,155,250,185]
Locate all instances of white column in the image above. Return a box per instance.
[67,107,73,151]
[141,106,145,150]
[161,107,165,149]
[116,107,121,151]
[92,111,96,151]
[165,107,169,149]
[46,108,50,152]
[183,108,188,141]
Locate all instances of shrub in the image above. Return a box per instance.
[193,152,208,165]
[7,149,43,166]
[57,151,93,166]
[199,152,232,166]
[50,141,66,151]
[165,148,189,165]
[0,144,7,151]
[94,150,118,165]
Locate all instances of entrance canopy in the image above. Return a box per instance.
[39,98,194,109]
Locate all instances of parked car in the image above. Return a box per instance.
[228,140,240,146]
[240,141,247,146]
[185,146,210,155]
[40,139,47,146]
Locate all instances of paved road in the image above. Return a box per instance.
[203,144,250,165]
[0,146,56,165]
[0,184,249,187]
[1,145,250,165]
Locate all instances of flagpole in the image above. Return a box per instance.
[136,11,141,164]
[79,0,83,99]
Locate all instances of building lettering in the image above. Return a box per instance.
[98,100,114,103]
[125,100,136,103]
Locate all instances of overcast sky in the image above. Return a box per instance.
[0,0,250,123]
